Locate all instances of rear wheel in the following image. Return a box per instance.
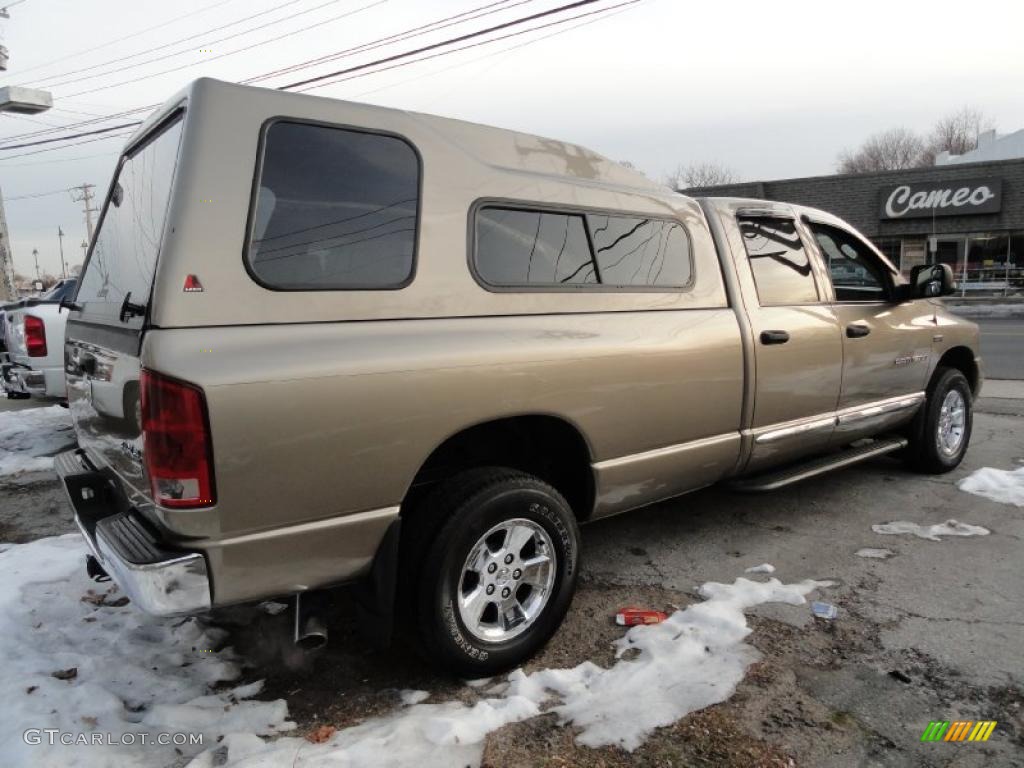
[403,467,579,677]
[906,367,973,474]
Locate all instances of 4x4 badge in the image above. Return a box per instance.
[183,275,204,292]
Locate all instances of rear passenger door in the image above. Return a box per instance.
[731,212,843,470]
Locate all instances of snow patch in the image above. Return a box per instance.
[958,466,1024,507]
[872,519,990,541]
[744,563,775,574]
[0,536,294,767]
[0,404,73,477]
[855,548,895,559]
[399,690,430,706]
[0,536,832,766]
[505,576,834,751]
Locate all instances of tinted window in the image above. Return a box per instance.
[247,122,419,289]
[811,223,889,302]
[76,117,184,324]
[738,216,818,305]
[476,208,596,286]
[588,215,691,287]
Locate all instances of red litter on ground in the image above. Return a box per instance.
[615,607,668,626]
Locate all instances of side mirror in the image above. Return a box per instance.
[910,263,956,298]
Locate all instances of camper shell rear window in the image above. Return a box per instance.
[75,113,185,326]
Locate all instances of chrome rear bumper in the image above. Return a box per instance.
[55,449,211,616]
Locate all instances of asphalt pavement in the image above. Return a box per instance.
[977,316,1024,380]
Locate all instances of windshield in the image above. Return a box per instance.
[75,115,184,326]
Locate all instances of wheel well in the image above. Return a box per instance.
[935,346,979,395]
[404,416,595,520]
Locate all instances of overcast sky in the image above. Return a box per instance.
[1,0,1023,276]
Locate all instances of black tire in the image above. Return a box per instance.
[906,367,973,474]
[402,467,579,677]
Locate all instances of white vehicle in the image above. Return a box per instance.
[1,278,76,400]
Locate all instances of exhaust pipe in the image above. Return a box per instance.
[293,593,328,651]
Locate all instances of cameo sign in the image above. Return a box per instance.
[879,178,1002,220]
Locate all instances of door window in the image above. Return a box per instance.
[737,216,819,305]
[810,223,890,302]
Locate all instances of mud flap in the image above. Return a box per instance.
[352,518,401,647]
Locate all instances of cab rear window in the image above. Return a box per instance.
[246,121,420,290]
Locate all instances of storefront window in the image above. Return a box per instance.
[900,240,927,277]
[1008,233,1024,293]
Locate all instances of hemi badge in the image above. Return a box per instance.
[183,274,204,292]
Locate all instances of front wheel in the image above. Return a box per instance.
[406,468,579,677]
[906,367,973,474]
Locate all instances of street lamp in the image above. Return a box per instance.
[0,85,52,114]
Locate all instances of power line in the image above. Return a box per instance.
[0,150,117,167]
[350,1,637,99]
[310,0,640,93]
[4,187,69,201]
[0,0,629,156]
[240,0,523,84]
[59,0,388,99]
[280,0,607,90]
[7,0,242,78]
[0,122,141,151]
[33,0,314,87]
[0,106,153,145]
[0,0,524,144]
[0,131,135,161]
[1,112,63,127]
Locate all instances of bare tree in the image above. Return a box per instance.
[921,107,996,163]
[665,161,739,190]
[837,127,926,174]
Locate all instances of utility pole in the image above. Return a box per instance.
[0,186,16,301]
[32,247,39,281]
[69,183,98,242]
[58,226,67,278]
[80,239,88,264]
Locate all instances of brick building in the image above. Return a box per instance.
[684,158,1024,287]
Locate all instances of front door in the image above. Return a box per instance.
[732,213,843,471]
[803,219,934,445]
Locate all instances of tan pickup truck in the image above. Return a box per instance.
[57,79,981,676]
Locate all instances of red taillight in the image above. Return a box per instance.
[25,315,47,357]
[140,369,216,509]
